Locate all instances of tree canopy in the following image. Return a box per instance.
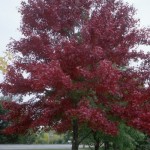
[0,0,150,150]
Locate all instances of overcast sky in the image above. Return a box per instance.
[0,0,150,56]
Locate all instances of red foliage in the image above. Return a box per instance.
[0,0,150,136]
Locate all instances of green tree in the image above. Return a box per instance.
[80,123,147,150]
[135,135,150,150]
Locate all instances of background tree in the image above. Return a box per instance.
[0,97,36,144]
[135,135,150,150]
[79,123,147,150]
[0,0,150,150]
[0,57,7,74]
[0,97,18,144]
[34,130,65,144]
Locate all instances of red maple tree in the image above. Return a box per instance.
[0,0,150,149]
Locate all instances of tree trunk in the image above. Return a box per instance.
[113,143,118,150]
[72,119,79,150]
[104,141,110,150]
[93,131,100,150]
[94,140,100,150]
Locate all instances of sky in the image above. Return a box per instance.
[0,0,150,75]
[0,0,150,56]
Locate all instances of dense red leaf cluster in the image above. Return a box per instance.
[0,0,150,136]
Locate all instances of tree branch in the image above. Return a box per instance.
[78,130,92,144]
